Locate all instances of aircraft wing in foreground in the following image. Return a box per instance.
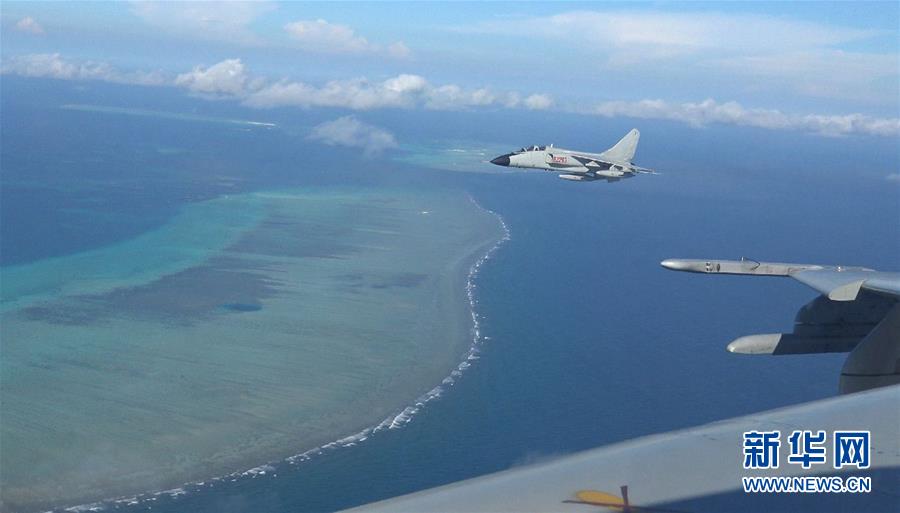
[343,260,899,512]
[661,258,900,394]
[343,385,899,512]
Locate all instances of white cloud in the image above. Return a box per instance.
[3,54,894,138]
[284,19,368,53]
[243,72,551,112]
[608,12,865,54]
[708,50,898,104]
[1,53,168,86]
[284,19,411,58]
[387,42,411,59]
[383,74,428,95]
[175,59,254,96]
[886,173,900,183]
[308,116,397,156]
[524,94,554,110]
[245,76,417,110]
[3,53,80,79]
[15,16,44,35]
[469,10,881,61]
[463,10,897,104]
[591,98,900,137]
[426,85,495,109]
[130,1,273,45]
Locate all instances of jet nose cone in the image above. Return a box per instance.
[490,154,510,166]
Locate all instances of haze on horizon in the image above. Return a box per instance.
[1,1,898,146]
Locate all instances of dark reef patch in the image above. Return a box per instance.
[231,215,358,258]
[14,224,286,325]
[16,260,281,326]
[370,272,428,289]
[333,271,429,290]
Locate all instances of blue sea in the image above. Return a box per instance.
[1,77,898,512]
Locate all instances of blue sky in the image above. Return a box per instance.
[1,1,898,137]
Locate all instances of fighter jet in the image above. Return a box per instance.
[489,129,654,182]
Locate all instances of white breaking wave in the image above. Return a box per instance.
[288,194,510,459]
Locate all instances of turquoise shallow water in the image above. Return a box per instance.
[0,186,504,511]
[59,104,278,128]
[394,140,517,175]
[1,194,267,312]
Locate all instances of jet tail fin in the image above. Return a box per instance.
[601,129,639,163]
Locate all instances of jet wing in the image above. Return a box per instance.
[568,154,615,171]
[794,269,900,301]
[661,258,899,393]
[660,259,899,301]
[341,385,900,512]
[565,155,656,174]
